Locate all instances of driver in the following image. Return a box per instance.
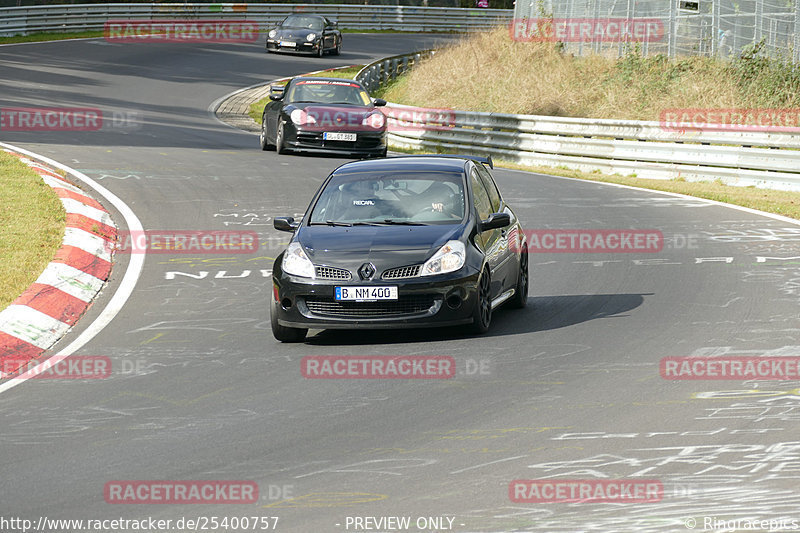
[421,182,460,219]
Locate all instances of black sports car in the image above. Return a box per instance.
[270,155,529,342]
[265,14,341,56]
[259,77,388,157]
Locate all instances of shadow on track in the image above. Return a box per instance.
[304,292,651,345]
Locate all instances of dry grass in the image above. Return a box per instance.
[381,28,800,219]
[0,152,66,310]
[381,26,798,119]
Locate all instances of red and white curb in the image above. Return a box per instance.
[0,149,117,378]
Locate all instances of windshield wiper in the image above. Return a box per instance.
[376,219,429,226]
[312,220,351,227]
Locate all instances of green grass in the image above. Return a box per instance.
[248,65,364,124]
[0,151,66,310]
[0,30,105,45]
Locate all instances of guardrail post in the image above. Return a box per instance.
[668,0,677,57]
[795,0,800,64]
[711,0,720,57]
[754,0,763,44]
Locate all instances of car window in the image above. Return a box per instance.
[309,172,465,225]
[281,15,323,30]
[286,80,370,105]
[476,164,502,212]
[470,169,493,222]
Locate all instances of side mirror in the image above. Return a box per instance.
[372,98,387,107]
[480,212,510,231]
[274,216,299,232]
[269,85,285,101]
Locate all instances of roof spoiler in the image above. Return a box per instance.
[397,154,493,169]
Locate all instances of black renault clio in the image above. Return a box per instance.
[270,155,528,342]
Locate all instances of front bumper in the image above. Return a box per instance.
[286,127,387,156]
[272,268,480,330]
[266,39,320,54]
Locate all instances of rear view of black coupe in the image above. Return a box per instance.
[259,77,388,157]
[270,155,529,342]
[265,14,341,56]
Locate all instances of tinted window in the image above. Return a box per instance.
[470,169,493,222]
[281,15,323,30]
[286,80,370,105]
[476,164,502,212]
[310,172,466,225]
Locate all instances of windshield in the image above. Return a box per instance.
[286,80,371,106]
[309,171,466,225]
[279,15,324,30]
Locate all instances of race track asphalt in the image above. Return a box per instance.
[1,34,799,532]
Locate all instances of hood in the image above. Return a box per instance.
[296,225,463,268]
[273,28,317,40]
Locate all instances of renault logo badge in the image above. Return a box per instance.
[359,262,376,280]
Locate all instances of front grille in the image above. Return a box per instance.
[303,295,436,318]
[296,132,383,149]
[315,266,351,280]
[382,265,421,280]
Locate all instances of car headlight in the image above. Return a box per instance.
[268,29,277,38]
[306,33,316,41]
[282,242,315,279]
[420,240,465,276]
[362,111,386,128]
[290,109,316,125]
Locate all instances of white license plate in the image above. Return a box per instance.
[280,41,296,47]
[335,286,398,301]
[323,132,357,142]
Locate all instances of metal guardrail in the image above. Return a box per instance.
[0,3,512,36]
[355,49,435,93]
[357,49,800,192]
[385,105,800,191]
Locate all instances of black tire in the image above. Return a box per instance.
[508,249,528,309]
[332,36,341,55]
[271,299,307,343]
[316,41,324,57]
[468,268,492,334]
[276,122,288,154]
[259,118,275,151]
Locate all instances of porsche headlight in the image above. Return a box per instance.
[290,109,316,125]
[306,33,316,41]
[282,242,315,279]
[362,111,386,128]
[420,240,465,276]
[268,29,277,38]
